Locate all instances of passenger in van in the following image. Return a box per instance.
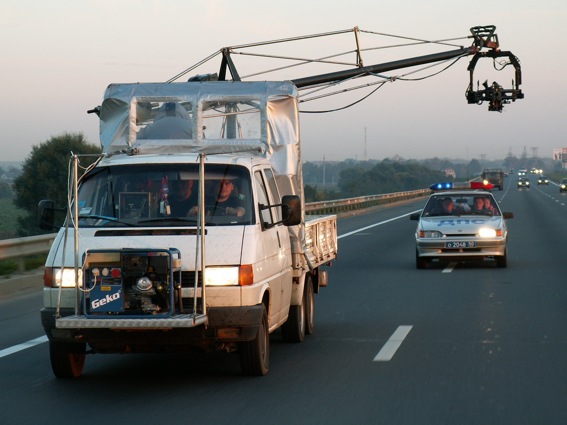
[189,178,245,217]
[170,179,197,216]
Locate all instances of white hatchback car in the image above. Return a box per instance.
[410,190,513,268]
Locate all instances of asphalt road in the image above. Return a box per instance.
[1,175,567,425]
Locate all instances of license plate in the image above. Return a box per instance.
[445,241,476,248]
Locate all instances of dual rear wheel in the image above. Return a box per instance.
[281,275,314,343]
[239,274,315,376]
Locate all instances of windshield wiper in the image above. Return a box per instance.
[138,217,217,226]
[78,214,138,227]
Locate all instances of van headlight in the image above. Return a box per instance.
[55,268,83,288]
[205,267,239,286]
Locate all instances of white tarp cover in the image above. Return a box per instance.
[99,81,305,257]
[99,81,300,179]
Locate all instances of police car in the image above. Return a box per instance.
[410,181,514,268]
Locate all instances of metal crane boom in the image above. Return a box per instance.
[291,46,475,88]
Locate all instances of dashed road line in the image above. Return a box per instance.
[373,325,413,362]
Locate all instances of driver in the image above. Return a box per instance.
[189,178,245,217]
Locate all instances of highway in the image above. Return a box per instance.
[1,175,567,424]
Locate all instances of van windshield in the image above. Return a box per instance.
[76,163,253,227]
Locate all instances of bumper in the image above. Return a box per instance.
[40,304,263,349]
[416,238,507,259]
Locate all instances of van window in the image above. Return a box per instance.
[264,169,281,222]
[75,163,252,227]
[254,171,275,228]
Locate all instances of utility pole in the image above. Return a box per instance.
[364,127,367,162]
[323,155,326,186]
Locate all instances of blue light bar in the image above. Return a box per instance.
[430,181,494,191]
[430,182,453,190]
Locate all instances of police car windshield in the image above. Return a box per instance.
[423,193,501,217]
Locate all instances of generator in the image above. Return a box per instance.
[83,248,181,318]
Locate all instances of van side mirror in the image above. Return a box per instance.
[259,195,302,228]
[281,195,301,226]
[38,199,63,230]
[410,212,421,220]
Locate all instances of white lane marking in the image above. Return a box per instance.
[0,335,48,358]
[442,262,457,273]
[338,210,421,239]
[373,325,413,362]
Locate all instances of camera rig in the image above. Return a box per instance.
[466,25,524,112]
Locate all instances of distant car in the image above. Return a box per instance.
[560,178,567,193]
[518,169,527,176]
[537,176,549,185]
[410,190,513,268]
[517,177,530,188]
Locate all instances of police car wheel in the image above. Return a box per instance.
[416,250,427,269]
[496,251,507,268]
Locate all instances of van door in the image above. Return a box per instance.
[253,169,289,326]
[263,168,292,316]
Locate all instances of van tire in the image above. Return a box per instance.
[304,275,315,336]
[282,274,314,341]
[49,341,86,378]
[238,305,270,376]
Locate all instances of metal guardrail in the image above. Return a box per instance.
[0,233,57,272]
[305,189,430,215]
[0,189,430,271]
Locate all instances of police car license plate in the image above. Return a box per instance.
[445,241,476,248]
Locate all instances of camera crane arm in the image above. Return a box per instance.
[215,25,523,112]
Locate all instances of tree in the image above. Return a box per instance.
[13,133,101,236]
[337,160,446,198]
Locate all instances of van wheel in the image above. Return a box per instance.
[304,275,315,336]
[282,275,314,340]
[49,341,86,378]
[239,305,270,376]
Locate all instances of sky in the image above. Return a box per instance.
[1,0,565,163]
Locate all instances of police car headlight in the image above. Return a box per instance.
[205,267,239,286]
[478,228,500,238]
[55,268,83,288]
[419,230,443,238]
